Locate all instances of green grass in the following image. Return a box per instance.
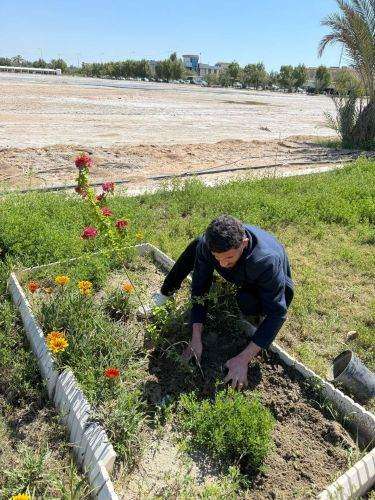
[0,157,374,378]
[0,158,374,492]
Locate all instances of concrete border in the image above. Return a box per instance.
[8,242,375,499]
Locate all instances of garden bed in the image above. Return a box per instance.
[13,245,374,499]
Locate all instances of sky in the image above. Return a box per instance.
[0,0,345,71]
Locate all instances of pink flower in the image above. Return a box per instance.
[102,181,115,193]
[115,219,129,230]
[81,226,98,239]
[75,153,92,169]
[101,207,113,217]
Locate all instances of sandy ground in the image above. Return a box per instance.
[0,73,370,193]
[0,73,336,148]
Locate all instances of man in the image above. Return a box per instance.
[141,214,294,390]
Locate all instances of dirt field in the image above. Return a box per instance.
[1,73,360,192]
[0,73,336,148]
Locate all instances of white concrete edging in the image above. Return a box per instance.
[7,272,119,500]
[8,242,375,499]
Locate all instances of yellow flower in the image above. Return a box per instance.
[135,232,144,240]
[55,275,70,286]
[11,494,31,500]
[122,282,134,293]
[78,280,93,296]
[46,331,68,354]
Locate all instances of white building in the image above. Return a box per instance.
[0,66,61,75]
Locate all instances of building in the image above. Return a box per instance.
[197,63,220,77]
[0,65,61,75]
[182,54,199,72]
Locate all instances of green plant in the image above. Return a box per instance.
[177,389,275,471]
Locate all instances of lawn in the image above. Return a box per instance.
[0,157,374,496]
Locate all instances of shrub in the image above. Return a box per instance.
[177,389,274,471]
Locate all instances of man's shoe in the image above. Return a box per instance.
[137,291,170,319]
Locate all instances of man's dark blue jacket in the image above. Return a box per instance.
[191,225,294,349]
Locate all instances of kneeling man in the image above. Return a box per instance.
[144,214,294,390]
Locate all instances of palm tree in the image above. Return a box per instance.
[318,0,375,148]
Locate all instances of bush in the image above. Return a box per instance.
[177,389,274,471]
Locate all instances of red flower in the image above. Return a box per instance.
[102,181,115,193]
[75,153,92,169]
[115,219,129,230]
[81,226,98,239]
[75,186,87,197]
[101,207,113,217]
[104,367,120,378]
[96,193,105,203]
[28,281,40,293]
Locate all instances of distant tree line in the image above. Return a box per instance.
[0,54,361,96]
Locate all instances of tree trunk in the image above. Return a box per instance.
[351,101,375,148]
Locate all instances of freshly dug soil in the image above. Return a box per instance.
[138,256,356,498]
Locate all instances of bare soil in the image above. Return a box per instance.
[1,73,367,194]
[114,257,357,499]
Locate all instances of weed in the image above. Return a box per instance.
[177,388,275,472]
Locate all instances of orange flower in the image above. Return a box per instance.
[104,367,120,378]
[27,281,39,293]
[46,331,68,354]
[55,275,70,286]
[78,280,93,296]
[122,282,134,293]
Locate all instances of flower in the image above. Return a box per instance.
[102,181,115,193]
[81,226,98,239]
[55,275,70,286]
[46,331,68,353]
[115,219,129,230]
[11,494,31,500]
[95,193,106,203]
[75,153,92,169]
[101,207,113,217]
[122,282,134,293]
[78,280,93,296]
[43,287,53,294]
[104,367,120,378]
[27,281,39,293]
[135,231,144,240]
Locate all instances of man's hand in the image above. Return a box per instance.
[224,341,261,390]
[224,354,249,390]
[182,323,203,362]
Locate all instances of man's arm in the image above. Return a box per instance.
[224,256,288,388]
[182,242,214,361]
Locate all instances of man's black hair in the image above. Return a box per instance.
[205,215,246,253]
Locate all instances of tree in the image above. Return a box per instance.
[50,58,68,73]
[169,52,177,62]
[315,65,331,92]
[334,68,362,96]
[227,61,241,82]
[268,70,279,87]
[243,62,268,89]
[292,64,308,89]
[319,0,375,148]
[278,65,294,91]
[0,57,11,66]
